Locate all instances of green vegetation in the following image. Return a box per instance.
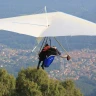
[0,67,83,96]
[0,69,15,96]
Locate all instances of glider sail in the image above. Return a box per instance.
[0,12,96,37]
[36,37,43,44]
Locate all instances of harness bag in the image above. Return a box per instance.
[44,55,55,67]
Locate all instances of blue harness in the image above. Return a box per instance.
[44,55,55,67]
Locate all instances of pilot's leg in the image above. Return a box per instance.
[41,61,44,70]
[37,60,41,69]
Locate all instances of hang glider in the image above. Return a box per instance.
[0,12,96,37]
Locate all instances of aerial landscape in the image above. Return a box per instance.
[0,0,96,96]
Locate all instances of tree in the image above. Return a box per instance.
[16,67,48,96]
[61,80,83,96]
[61,80,75,90]
[16,67,66,96]
[0,68,15,96]
[47,79,66,96]
[16,67,83,96]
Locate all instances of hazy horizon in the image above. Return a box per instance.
[0,0,96,23]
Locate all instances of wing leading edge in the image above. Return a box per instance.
[0,12,96,37]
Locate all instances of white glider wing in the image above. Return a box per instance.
[0,12,96,37]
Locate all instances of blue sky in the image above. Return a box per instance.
[0,0,96,22]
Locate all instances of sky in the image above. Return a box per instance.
[0,0,96,23]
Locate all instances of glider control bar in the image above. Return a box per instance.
[54,37,69,55]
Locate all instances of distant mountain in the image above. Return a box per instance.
[75,77,96,96]
[0,31,36,49]
[0,31,96,50]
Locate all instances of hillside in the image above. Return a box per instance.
[0,32,96,96]
[0,31,96,50]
